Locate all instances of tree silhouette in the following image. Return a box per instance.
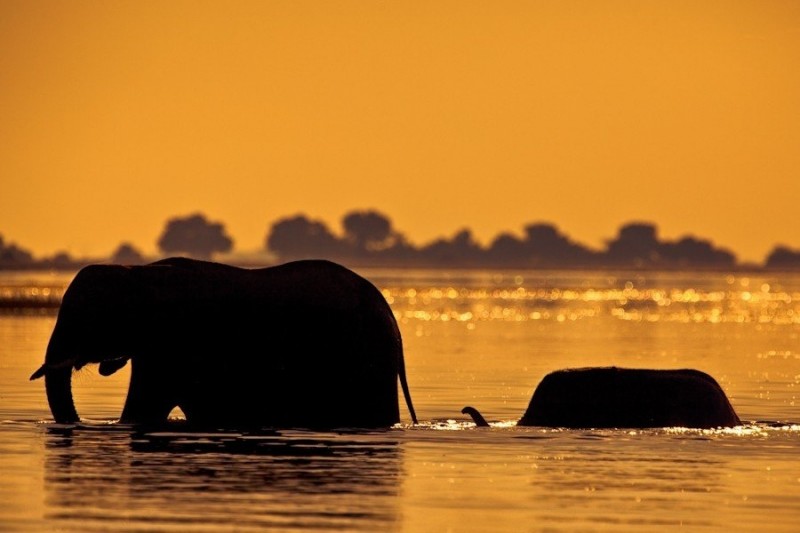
[659,236,735,267]
[486,232,527,264]
[47,251,73,268]
[265,215,343,259]
[157,213,233,260]
[342,210,394,252]
[374,231,418,262]
[420,228,483,265]
[765,246,800,269]
[524,223,596,265]
[111,242,146,264]
[0,234,34,267]
[605,222,661,266]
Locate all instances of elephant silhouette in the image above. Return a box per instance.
[31,257,417,429]
[463,367,740,429]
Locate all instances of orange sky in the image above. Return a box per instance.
[1,1,798,263]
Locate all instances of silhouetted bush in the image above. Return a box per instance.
[765,246,800,269]
[606,222,662,266]
[524,223,598,266]
[111,243,146,265]
[157,213,233,260]
[486,232,528,265]
[0,234,35,268]
[660,236,736,267]
[265,215,345,260]
[342,210,395,252]
[419,229,484,266]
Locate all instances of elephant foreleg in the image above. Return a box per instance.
[119,358,178,424]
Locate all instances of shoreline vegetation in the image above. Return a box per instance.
[3,209,800,272]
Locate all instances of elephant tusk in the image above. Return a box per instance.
[29,357,79,380]
[29,365,47,381]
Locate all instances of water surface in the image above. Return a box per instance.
[1,268,798,531]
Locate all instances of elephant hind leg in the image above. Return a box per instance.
[176,399,217,426]
[120,395,176,424]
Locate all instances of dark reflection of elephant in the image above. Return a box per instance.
[463,367,741,429]
[42,426,403,530]
[31,257,417,429]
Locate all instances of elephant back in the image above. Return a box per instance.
[518,367,740,429]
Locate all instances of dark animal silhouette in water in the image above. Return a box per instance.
[463,367,740,429]
[31,257,417,429]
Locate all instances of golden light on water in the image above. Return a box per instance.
[382,281,800,325]
[3,275,798,328]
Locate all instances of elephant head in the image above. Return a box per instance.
[463,367,741,429]
[31,258,418,429]
[31,265,139,423]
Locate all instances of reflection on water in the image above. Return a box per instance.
[6,269,800,326]
[2,419,793,532]
[405,420,800,532]
[43,424,403,531]
[378,272,800,325]
[402,423,800,532]
[0,271,71,315]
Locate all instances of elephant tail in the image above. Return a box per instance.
[398,345,418,425]
[387,302,417,425]
[462,406,490,427]
[359,271,418,426]
[382,290,418,424]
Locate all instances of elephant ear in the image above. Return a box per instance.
[98,357,129,376]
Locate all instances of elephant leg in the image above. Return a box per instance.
[119,358,178,424]
[176,396,212,425]
[177,382,237,426]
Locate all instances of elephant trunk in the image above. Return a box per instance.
[44,366,79,424]
[462,406,490,427]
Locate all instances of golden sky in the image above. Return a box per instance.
[1,0,798,262]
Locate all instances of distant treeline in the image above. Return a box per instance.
[263,211,800,270]
[3,209,800,271]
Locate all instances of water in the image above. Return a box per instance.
[1,268,798,532]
